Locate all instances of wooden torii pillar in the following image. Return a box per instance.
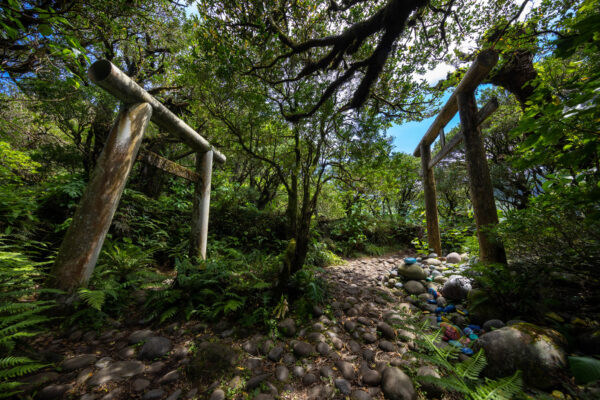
[413,50,506,263]
[51,61,225,291]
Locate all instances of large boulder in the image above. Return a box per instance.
[397,264,427,280]
[474,323,567,389]
[441,275,471,300]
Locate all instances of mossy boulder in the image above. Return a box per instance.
[474,322,567,389]
[397,264,427,280]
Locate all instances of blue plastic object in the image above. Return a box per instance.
[461,347,474,355]
[443,305,456,313]
[427,288,438,299]
[463,327,473,335]
[448,340,462,348]
[467,324,481,332]
[435,307,443,314]
[437,316,442,322]
[468,334,479,340]
[427,299,437,304]
[404,257,417,265]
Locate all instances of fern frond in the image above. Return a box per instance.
[418,374,470,394]
[471,370,523,400]
[0,357,36,368]
[455,349,487,380]
[77,288,106,311]
[0,362,48,379]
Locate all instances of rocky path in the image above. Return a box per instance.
[19,252,571,399]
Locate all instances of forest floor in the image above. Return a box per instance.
[19,252,575,400]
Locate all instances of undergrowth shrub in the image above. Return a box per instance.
[0,242,57,398]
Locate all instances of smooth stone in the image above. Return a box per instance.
[36,384,72,399]
[351,390,372,400]
[267,345,284,362]
[303,373,318,385]
[379,340,395,352]
[334,378,352,396]
[363,349,375,362]
[278,318,296,337]
[246,373,269,390]
[275,365,289,381]
[446,252,461,263]
[147,361,166,374]
[381,367,417,400]
[95,357,113,369]
[357,317,370,325]
[320,365,335,378]
[292,365,305,377]
[159,370,180,384]
[88,361,145,386]
[316,342,330,355]
[209,389,225,400]
[143,389,165,400]
[416,366,442,396]
[441,275,472,300]
[483,319,506,332]
[293,341,314,357]
[128,329,154,344]
[331,337,343,350]
[348,340,362,353]
[132,378,150,391]
[254,395,274,400]
[344,320,357,332]
[377,322,395,339]
[335,360,355,380]
[100,388,123,400]
[403,281,426,295]
[307,332,326,343]
[282,353,296,364]
[166,389,182,400]
[61,354,97,371]
[362,369,381,386]
[362,333,377,343]
[397,264,427,280]
[138,336,172,360]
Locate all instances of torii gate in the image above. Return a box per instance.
[51,60,226,291]
[414,50,506,264]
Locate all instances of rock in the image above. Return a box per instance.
[132,378,150,391]
[320,366,335,378]
[276,365,289,381]
[307,332,326,343]
[88,361,145,386]
[95,357,113,368]
[313,305,324,316]
[100,388,123,400]
[377,322,395,339]
[293,341,314,357]
[138,336,172,360]
[363,349,375,362]
[147,361,166,374]
[379,340,395,352]
[483,319,505,332]
[363,333,377,343]
[335,360,355,380]
[128,329,154,344]
[278,318,297,337]
[362,369,381,386]
[166,389,182,400]
[246,373,268,390]
[344,320,357,332]
[303,373,318,385]
[158,369,180,384]
[474,323,567,389]
[404,281,426,295]
[441,275,472,300]
[282,353,296,364]
[334,378,352,396]
[36,384,72,399]
[381,367,416,400]
[60,354,97,371]
[119,346,136,359]
[267,345,284,362]
[254,395,274,400]
[416,366,442,396]
[209,389,225,400]
[242,339,259,355]
[351,390,372,400]
[397,264,427,280]
[308,384,334,399]
[446,252,461,264]
[331,337,343,350]
[292,365,305,377]
[143,389,165,400]
[261,339,274,355]
[423,258,441,266]
[357,316,370,325]
[187,342,238,383]
[316,342,330,355]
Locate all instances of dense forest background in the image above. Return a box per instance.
[1,0,599,399]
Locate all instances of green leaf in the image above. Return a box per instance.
[38,24,52,36]
[568,356,600,384]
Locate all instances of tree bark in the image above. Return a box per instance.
[457,91,507,264]
[420,143,442,255]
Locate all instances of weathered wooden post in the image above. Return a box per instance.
[420,142,442,256]
[457,91,507,264]
[190,151,213,259]
[51,103,152,291]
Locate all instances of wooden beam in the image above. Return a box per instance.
[429,97,499,169]
[137,149,199,182]
[420,143,442,256]
[457,91,506,264]
[190,151,213,260]
[414,50,498,157]
[51,103,152,291]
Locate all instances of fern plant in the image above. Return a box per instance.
[0,244,56,398]
[415,325,523,400]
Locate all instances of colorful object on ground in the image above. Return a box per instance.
[404,257,417,265]
[461,347,474,355]
[443,305,456,313]
[468,333,479,340]
[467,324,481,332]
[427,299,437,304]
[448,340,462,348]
[428,288,438,299]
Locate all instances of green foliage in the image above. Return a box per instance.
[0,243,56,398]
[415,327,523,399]
[568,356,600,385]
